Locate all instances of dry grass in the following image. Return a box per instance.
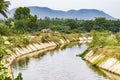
[92,46,120,60]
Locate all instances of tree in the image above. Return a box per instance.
[14,7,38,33]
[80,20,94,32]
[65,19,78,29]
[93,17,107,31]
[0,0,10,18]
[14,7,30,20]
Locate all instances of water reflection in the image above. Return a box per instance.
[86,61,108,78]
[101,70,120,80]
[32,52,46,59]
[12,43,120,80]
[87,61,120,80]
[12,57,30,71]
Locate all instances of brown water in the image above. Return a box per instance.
[12,43,113,80]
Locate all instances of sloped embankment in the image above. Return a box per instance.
[7,36,92,77]
[82,46,120,75]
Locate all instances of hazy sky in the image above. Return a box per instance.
[7,0,120,18]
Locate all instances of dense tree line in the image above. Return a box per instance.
[38,17,120,33]
[0,6,120,80]
[0,7,120,35]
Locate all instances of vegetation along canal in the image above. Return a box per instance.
[12,43,117,80]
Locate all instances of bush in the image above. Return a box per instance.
[9,35,30,47]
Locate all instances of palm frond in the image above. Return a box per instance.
[0,10,8,18]
[0,0,10,18]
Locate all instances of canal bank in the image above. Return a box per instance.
[7,36,93,78]
[12,43,110,80]
[82,47,120,77]
[7,42,57,78]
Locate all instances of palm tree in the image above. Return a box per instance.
[0,0,10,18]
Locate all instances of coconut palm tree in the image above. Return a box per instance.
[0,0,10,18]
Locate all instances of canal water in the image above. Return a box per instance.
[12,43,112,80]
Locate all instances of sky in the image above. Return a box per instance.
[7,0,120,19]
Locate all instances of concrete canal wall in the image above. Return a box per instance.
[7,36,92,78]
[84,49,120,76]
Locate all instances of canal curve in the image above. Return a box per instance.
[12,43,109,80]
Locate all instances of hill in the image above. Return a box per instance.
[0,6,116,20]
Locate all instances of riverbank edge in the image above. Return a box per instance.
[7,36,92,78]
[82,48,120,76]
[7,42,58,78]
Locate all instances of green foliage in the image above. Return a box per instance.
[34,17,120,33]
[89,30,116,47]
[2,7,120,34]
[80,20,94,32]
[9,35,30,47]
[0,35,25,80]
[0,68,23,80]
[65,19,78,29]
[50,25,71,33]
[115,34,120,45]
[79,48,90,58]
[1,6,120,80]
[14,7,30,20]
[0,36,11,60]
[14,7,38,33]
[0,54,23,80]
[41,34,49,43]
[87,30,120,58]
[0,0,10,18]
[0,23,15,36]
[15,73,23,80]
[41,33,60,43]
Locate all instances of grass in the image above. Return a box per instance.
[80,31,120,66]
[0,32,87,79]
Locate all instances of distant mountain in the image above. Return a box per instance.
[0,6,116,20]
